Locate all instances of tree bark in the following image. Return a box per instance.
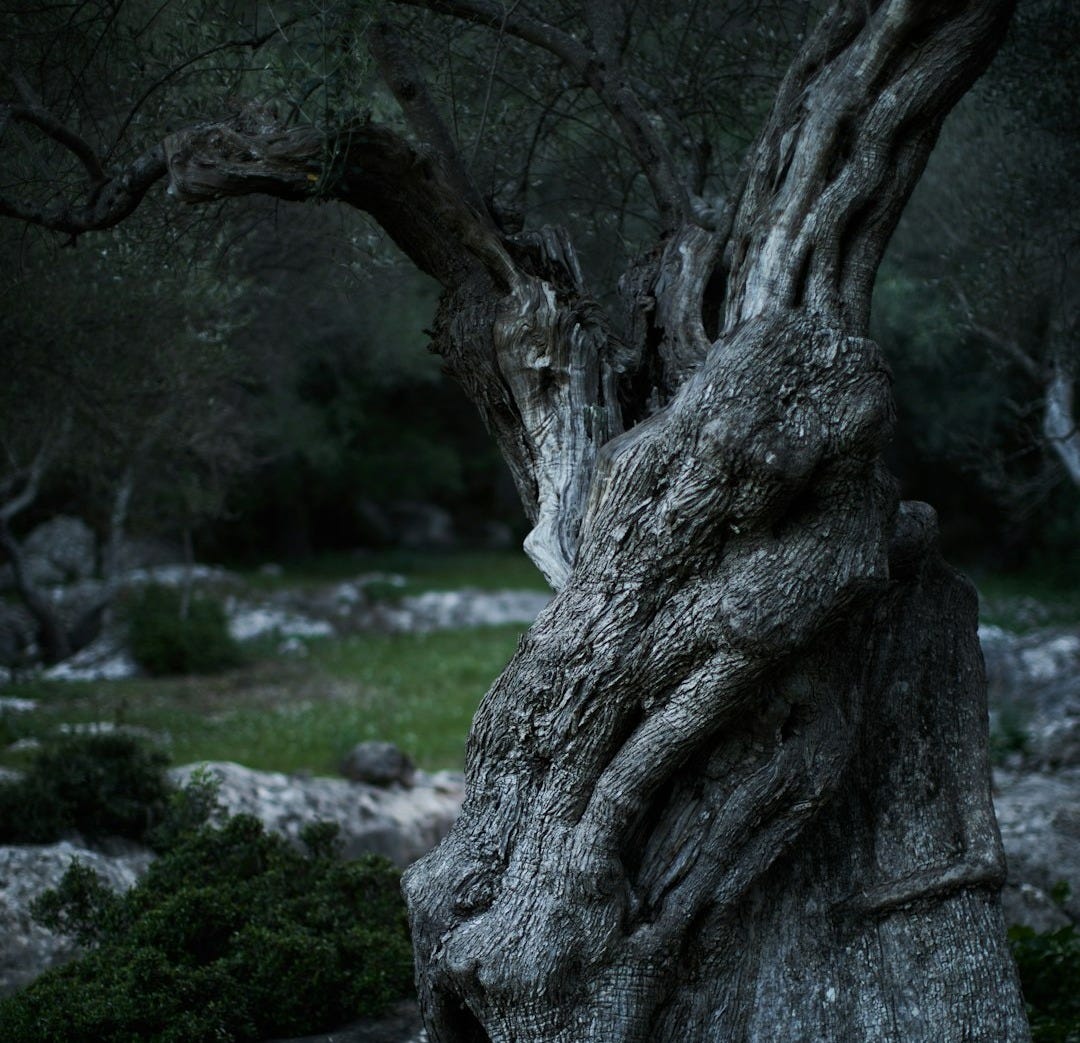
[0,0,1030,1038]
[399,3,1029,1041]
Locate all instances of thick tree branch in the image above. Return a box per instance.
[368,20,491,222]
[0,142,166,236]
[723,0,1015,332]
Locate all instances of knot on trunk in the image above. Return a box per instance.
[164,104,323,203]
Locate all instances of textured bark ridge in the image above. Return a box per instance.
[397,3,1029,1040]
[0,0,1028,1039]
[403,316,1028,1041]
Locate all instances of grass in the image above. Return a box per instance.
[0,626,523,776]
[0,549,544,776]
[2,550,1077,780]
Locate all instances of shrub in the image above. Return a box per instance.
[0,733,171,844]
[126,583,241,676]
[990,705,1031,766]
[1010,921,1080,1042]
[0,783,415,1043]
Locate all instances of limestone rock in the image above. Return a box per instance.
[994,767,1080,929]
[0,841,152,996]
[170,761,464,866]
[341,742,416,787]
[982,625,1080,770]
[1,516,97,589]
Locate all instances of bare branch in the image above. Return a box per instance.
[367,20,490,219]
[0,143,166,236]
[105,20,295,165]
[953,285,1042,379]
[391,0,692,228]
[2,102,106,189]
[0,414,70,525]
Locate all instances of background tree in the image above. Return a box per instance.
[0,1,1036,1040]
[0,216,251,662]
[875,0,1079,568]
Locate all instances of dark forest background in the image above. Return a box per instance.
[1,0,1076,582]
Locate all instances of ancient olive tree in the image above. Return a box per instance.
[1,0,1031,1039]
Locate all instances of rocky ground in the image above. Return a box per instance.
[0,551,1077,1041]
[1,562,552,685]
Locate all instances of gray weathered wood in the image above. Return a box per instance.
[0,1,1030,1039]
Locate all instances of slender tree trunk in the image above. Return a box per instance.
[0,521,72,664]
[1043,353,1080,487]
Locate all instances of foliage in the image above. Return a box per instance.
[125,584,242,676]
[989,706,1031,766]
[0,733,170,844]
[1009,919,1080,1043]
[0,777,415,1043]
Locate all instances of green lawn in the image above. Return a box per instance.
[3,550,1077,779]
[1,550,545,776]
[0,626,525,777]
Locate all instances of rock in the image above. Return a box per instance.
[0,841,153,996]
[981,625,1080,770]
[227,602,335,642]
[13,516,97,588]
[42,633,137,682]
[993,767,1080,929]
[170,762,463,867]
[262,1000,426,1043]
[389,502,456,550]
[0,763,464,995]
[980,625,1080,713]
[384,589,551,632]
[341,742,416,788]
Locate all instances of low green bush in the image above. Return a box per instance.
[1010,920,1080,1042]
[0,778,415,1042]
[990,706,1031,766]
[0,733,171,844]
[126,584,241,676]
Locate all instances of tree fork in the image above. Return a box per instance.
[0,0,1030,1039]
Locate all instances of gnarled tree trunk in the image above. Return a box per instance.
[397,3,1030,1040]
[0,0,1031,1038]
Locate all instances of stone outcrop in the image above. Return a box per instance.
[0,841,152,995]
[171,762,463,866]
[340,742,417,787]
[995,767,1080,932]
[0,759,465,997]
[982,624,1080,771]
[0,516,96,590]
